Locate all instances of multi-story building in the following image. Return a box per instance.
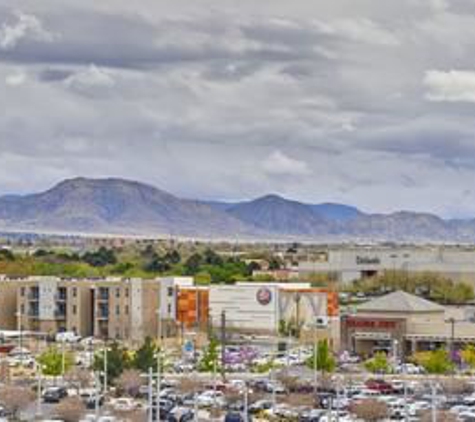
[3,276,191,343]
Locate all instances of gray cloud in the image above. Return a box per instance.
[0,0,475,217]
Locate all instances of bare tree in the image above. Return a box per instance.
[441,379,473,395]
[112,408,147,422]
[283,393,314,407]
[350,399,389,422]
[116,369,144,398]
[177,377,203,395]
[0,386,34,418]
[276,371,301,393]
[420,410,457,422]
[0,361,10,383]
[55,396,86,422]
[65,367,92,393]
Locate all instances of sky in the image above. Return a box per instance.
[1,0,475,218]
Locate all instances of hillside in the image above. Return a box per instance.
[0,178,253,238]
[2,178,475,241]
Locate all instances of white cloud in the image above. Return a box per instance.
[313,18,400,46]
[63,64,115,96]
[5,70,27,86]
[424,70,475,103]
[0,11,57,50]
[262,150,311,177]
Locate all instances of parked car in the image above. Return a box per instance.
[43,386,68,403]
[56,331,81,343]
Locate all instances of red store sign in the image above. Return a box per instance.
[346,319,398,329]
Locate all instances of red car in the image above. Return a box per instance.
[365,379,394,394]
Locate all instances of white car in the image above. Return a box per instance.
[196,390,226,407]
[56,331,81,343]
[111,397,137,412]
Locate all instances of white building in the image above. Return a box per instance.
[298,247,475,284]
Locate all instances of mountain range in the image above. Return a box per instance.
[0,177,475,242]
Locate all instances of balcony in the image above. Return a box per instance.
[28,291,39,301]
[56,291,67,301]
[97,305,109,320]
[28,308,39,318]
[97,288,109,301]
[55,309,67,320]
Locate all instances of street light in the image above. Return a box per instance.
[15,310,23,354]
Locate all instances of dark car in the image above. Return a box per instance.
[43,386,68,403]
[225,412,252,422]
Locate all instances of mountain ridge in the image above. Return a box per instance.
[1,177,475,241]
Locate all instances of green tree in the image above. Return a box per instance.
[93,342,131,383]
[365,352,391,374]
[198,337,220,372]
[38,347,74,377]
[164,250,181,265]
[413,349,454,374]
[133,337,158,373]
[184,253,203,275]
[461,345,475,370]
[203,249,223,266]
[306,339,336,373]
[82,247,117,267]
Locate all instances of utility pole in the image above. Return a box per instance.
[220,310,226,380]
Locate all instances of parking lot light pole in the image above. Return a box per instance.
[156,350,161,422]
[36,362,43,417]
[147,367,153,422]
[61,338,66,380]
[103,344,108,395]
[431,382,437,422]
[313,323,318,397]
[94,372,101,420]
[243,382,249,422]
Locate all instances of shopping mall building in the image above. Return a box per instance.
[341,290,475,357]
[297,246,475,284]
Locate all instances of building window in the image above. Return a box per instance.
[73,305,77,315]
[20,287,25,297]
[125,305,129,315]
[125,288,129,298]
[167,304,172,314]
[20,304,25,314]
[116,305,120,316]
[167,287,174,297]
[72,288,77,298]
[116,288,120,298]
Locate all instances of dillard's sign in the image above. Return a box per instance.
[356,256,381,265]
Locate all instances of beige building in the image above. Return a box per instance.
[1,276,190,343]
[0,276,19,331]
[341,290,475,356]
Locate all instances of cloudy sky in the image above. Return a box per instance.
[1,0,475,217]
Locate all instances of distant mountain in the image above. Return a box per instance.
[0,178,254,238]
[2,177,475,242]
[207,199,361,222]
[310,203,362,222]
[227,194,332,236]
